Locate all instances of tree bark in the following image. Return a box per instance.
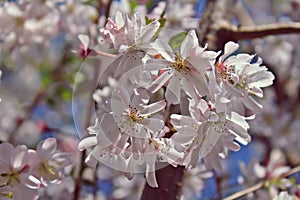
[141,165,185,200]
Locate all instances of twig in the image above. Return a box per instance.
[95,50,117,58]
[73,61,100,200]
[223,181,264,200]
[223,165,300,200]
[215,172,223,200]
[232,0,255,26]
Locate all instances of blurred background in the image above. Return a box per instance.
[0,0,300,199]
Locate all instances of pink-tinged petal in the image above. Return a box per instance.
[171,131,194,144]
[146,164,158,188]
[228,112,249,130]
[140,21,160,42]
[112,85,130,114]
[11,146,27,171]
[180,30,198,59]
[170,114,195,127]
[12,185,39,200]
[147,70,173,93]
[249,71,275,88]
[253,163,266,178]
[249,87,263,98]
[188,72,208,96]
[243,96,262,113]
[78,34,89,50]
[272,166,290,177]
[220,41,239,62]
[181,77,197,99]
[37,138,57,160]
[204,150,223,172]
[146,59,170,70]
[224,82,244,97]
[132,88,149,107]
[78,137,97,151]
[151,39,174,62]
[224,141,241,151]
[115,134,129,154]
[226,53,252,66]
[131,137,139,159]
[199,125,221,158]
[166,76,181,104]
[85,151,98,170]
[226,121,250,144]
[99,154,128,172]
[25,175,41,189]
[139,100,166,116]
[51,153,73,167]
[115,11,125,27]
[144,144,156,165]
[100,114,121,144]
[141,118,164,133]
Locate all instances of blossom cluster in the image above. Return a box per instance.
[78,11,275,187]
[0,138,72,200]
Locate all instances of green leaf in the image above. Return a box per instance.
[60,88,72,101]
[145,16,155,25]
[168,32,187,50]
[130,1,139,13]
[41,73,53,89]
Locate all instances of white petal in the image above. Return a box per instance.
[141,118,164,133]
[140,21,160,42]
[78,34,89,50]
[180,30,198,59]
[220,41,239,61]
[78,137,97,151]
[147,70,173,93]
[139,100,166,115]
[146,164,158,188]
[11,146,27,171]
[151,39,174,62]
[37,138,57,160]
[243,96,262,112]
[188,72,208,96]
[166,76,181,104]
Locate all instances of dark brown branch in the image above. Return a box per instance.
[217,22,300,49]
[141,165,185,200]
[73,61,100,200]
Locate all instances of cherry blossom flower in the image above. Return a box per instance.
[273,191,295,200]
[0,143,39,200]
[29,138,73,185]
[170,98,251,168]
[77,34,96,59]
[99,11,161,79]
[146,30,216,104]
[180,163,213,200]
[239,149,292,198]
[112,174,145,200]
[213,41,275,113]
[100,11,160,52]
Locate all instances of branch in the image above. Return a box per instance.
[223,165,300,200]
[222,22,300,40]
[217,22,300,49]
[73,61,101,200]
[223,181,264,200]
[141,165,185,200]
